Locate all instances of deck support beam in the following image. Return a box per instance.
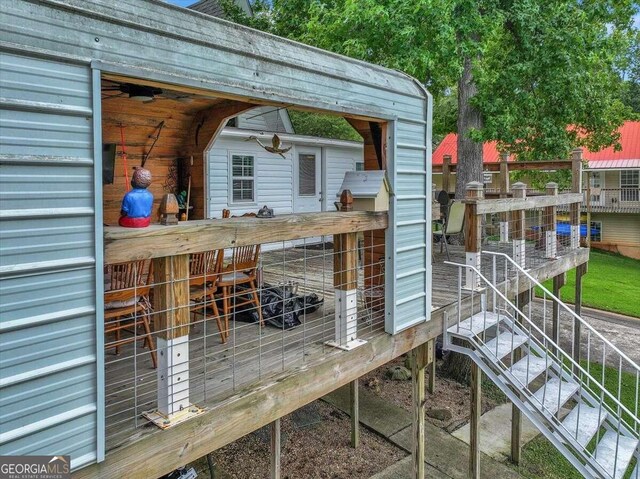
[570,149,583,250]
[573,262,588,367]
[511,183,527,268]
[149,254,198,425]
[544,183,559,258]
[469,362,482,479]
[330,191,364,350]
[510,287,532,465]
[428,339,436,394]
[350,379,360,448]
[464,182,484,289]
[499,153,510,243]
[552,272,566,357]
[270,418,281,479]
[411,342,430,479]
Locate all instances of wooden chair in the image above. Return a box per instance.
[104,260,157,368]
[217,244,264,338]
[189,250,226,343]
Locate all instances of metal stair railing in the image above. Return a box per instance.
[444,261,640,478]
[484,250,640,433]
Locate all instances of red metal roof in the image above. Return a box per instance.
[432,121,640,170]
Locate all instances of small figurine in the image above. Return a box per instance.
[118,167,153,228]
[159,193,179,225]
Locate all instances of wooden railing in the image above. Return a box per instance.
[102,211,388,437]
[462,181,584,289]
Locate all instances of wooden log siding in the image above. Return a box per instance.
[464,193,583,215]
[104,211,388,264]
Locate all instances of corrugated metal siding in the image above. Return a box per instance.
[1,0,424,119]
[0,52,99,469]
[389,117,431,333]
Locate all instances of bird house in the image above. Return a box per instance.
[337,171,390,212]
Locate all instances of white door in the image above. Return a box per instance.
[294,148,322,213]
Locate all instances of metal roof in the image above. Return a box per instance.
[433,121,640,170]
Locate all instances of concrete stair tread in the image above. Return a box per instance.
[480,331,527,360]
[508,354,549,387]
[448,311,501,338]
[556,402,608,447]
[530,377,579,415]
[593,430,638,479]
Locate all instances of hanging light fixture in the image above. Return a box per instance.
[127,84,161,102]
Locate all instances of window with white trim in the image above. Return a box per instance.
[231,154,255,203]
[620,170,639,202]
[355,161,365,171]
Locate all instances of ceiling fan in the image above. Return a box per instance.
[101,81,194,103]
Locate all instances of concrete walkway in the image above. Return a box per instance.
[323,386,522,479]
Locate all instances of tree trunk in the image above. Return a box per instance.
[455,55,484,199]
[444,54,484,385]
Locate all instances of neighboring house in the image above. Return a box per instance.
[582,121,640,259]
[432,121,640,259]
[190,0,364,219]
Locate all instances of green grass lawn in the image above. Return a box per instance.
[537,250,640,318]
[519,362,639,479]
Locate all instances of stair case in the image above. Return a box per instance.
[443,252,639,479]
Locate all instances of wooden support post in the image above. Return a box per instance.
[428,339,436,394]
[465,182,484,289]
[511,183,527,268]
[552,273,566,356]
[570,149,583,250]
[443,155,452,194]
[586,171,592,248]
[330,190,364,350]
[469,362,482,479]
[544,182,559,258]
[510,287,531,465]
[350,379,360,448]
[150,254,198,426]
[573,262,587,366]
[411,343,430,479]
[499,153,510,243]
[270,418,281,479]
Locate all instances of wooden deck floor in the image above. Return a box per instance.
[104,240,550,451]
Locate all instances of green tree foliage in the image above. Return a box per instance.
[621,29,640,116]
[222,0,637,165]
[288,111,362,141]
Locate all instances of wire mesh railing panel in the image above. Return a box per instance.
[102,231,385,450]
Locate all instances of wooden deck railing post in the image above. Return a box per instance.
[465,182,484,289]
[511,183,527,268]
[499,153,510,243]
[545,182,559,258]
[153,254,194,423]
[443,154,451,194]
[331,190,363,350]
[411,342,430,479]
[570,149,583,250]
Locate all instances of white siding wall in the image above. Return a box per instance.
[324,147,358,210]
[207,136,294,217]
[207,137,363,217]
[237,107,290,133]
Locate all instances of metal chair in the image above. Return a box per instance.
[104,260,157,368]
[433,201,465,260]
[189,250,225,343]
